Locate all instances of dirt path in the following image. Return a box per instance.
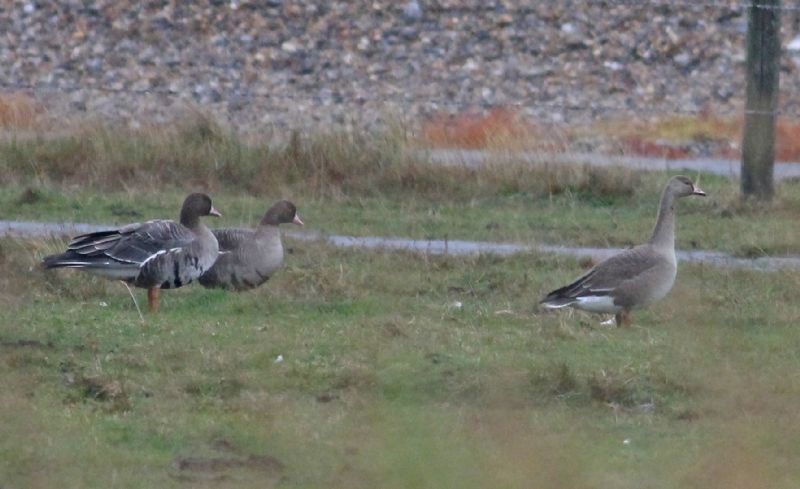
[424,150,800,181]
[4,220,798,272]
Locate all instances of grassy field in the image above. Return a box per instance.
[3,170,800,257]
[2,121,800,487]
[2,235,800,488]
[3,123,800,257]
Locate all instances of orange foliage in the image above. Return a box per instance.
[617,115,800,162]
[775,118,800,162]
[620,137,692,160]
[0,92,42,128]
[421,107,546,150]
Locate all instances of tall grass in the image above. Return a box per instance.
[0,112,643,203]
[0,92,41,128]
[0,114,397,197]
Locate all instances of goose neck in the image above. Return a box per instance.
[649,188,676,249]
[180,212,200,229]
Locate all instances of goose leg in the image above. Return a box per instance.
[120,281,144,323]
[147,287,160,313]
[614,310,631,328]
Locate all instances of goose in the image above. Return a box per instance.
[540,175,706,327]
[199,200,303,291]
[42,193,221,313]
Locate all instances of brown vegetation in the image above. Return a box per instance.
[0,92,42,128]
[420,106,800,162]
[0,112,645,204]
[421,107,567,152]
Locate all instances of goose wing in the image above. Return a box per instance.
[212,228,254,252]
[542,246,663,305]
[67,220,195,265]
[42,220,196,281]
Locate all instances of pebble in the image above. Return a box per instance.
[0,1,796,133]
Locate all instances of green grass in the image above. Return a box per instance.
[2,120,800,256]
[3,170,800,257]
[3,120,800,487]
[2,236,800,488]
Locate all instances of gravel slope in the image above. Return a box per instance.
[2,0,799,131]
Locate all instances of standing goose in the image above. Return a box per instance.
[43,193,221,312]
[540,176,706,327]
[199,200,303,291]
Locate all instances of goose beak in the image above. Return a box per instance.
[209,206,222,217]
[293,214,304,226]
[692,185,707,196]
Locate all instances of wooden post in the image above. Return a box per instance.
[741,0,781,201]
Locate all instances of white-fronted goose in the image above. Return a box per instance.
[43,193,221,312]
[541,175,706,327]
[199,200,303,291]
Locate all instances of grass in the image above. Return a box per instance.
[2,114,800,486]
[3,168,800,257]
[2,235,800,488]
[2,115,800,257]
[0,114,408,198]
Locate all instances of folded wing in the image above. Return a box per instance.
[43,220,196,281]
[541,247,663,307]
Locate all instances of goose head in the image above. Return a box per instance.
[668,175,706,198]
[261,200,303,226]
[180,193,222,226]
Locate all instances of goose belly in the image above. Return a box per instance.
[87,267,139,281]
[230,267,273,290]
[220,258,278,290]
[636,269,677,307]
[135,247,217,289]
[227,241,283,290]
[572,295,622,314]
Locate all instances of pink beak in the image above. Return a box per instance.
[209,206,222,217]
[692,185,707,196]
[293,214,304,226]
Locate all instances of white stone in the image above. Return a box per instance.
[281,40,298,53]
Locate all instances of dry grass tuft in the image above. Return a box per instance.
[529,362,580,399]
[183,376,246,400]
[528,361,693,414]
[587,367,691,409]
[539,163,642,202]
[15,187,46,205]
[0,92,43,128]
[173,453,284,480]
[61,359,132,413]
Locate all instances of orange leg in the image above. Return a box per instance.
[614,310,632,328]
[147,287,160,313]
